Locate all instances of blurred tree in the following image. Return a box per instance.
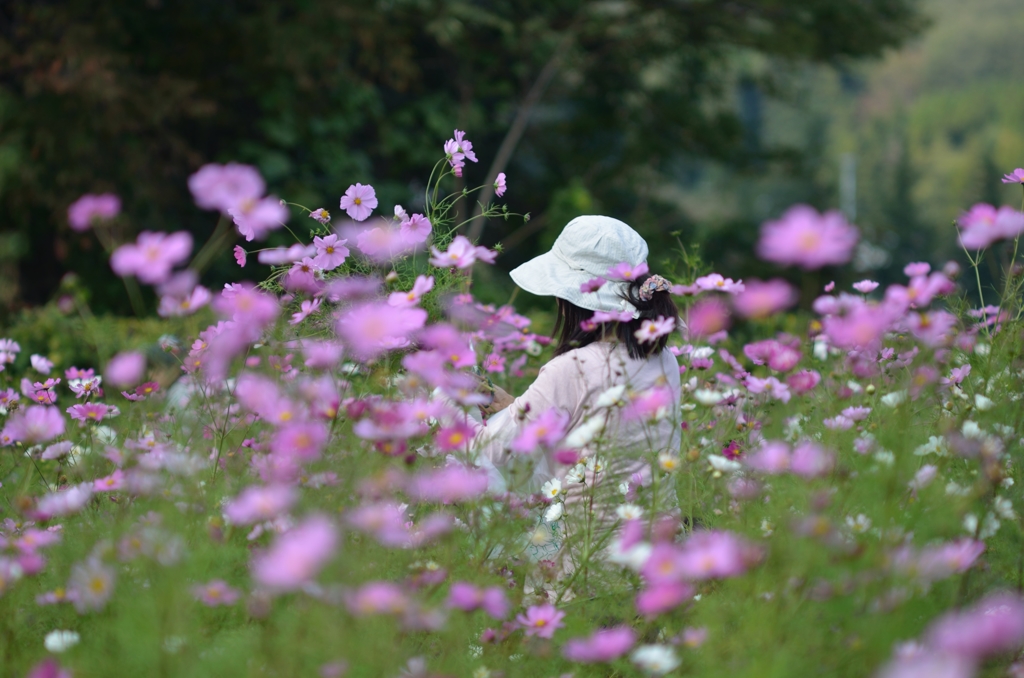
[0,0,926,315]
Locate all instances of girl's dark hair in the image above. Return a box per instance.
[552,277,680,360]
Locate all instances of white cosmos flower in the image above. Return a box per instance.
[962,421,983,439]
[44,629,80,653]
[693,389,724,406]
[544,502,564,523]
[595,385,627,408]
[616,504,643,520]
[541,478,562,499]
[631,644,680,675]
[880,390,906,407]
[913,436,948,456]
[975,394,994,411]
[585,456,606,474]
[690,346,714,360]
[994,496,1015,520]
[658,453,680,472]
[563,415,604,449]
[606,539,651,571]
[707,454,741,473]
[564,464,586,484]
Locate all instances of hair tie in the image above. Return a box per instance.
[639,274,671,301]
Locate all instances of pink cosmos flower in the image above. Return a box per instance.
[68,193,121,232]
[444,129,478,177]
[677,530,758,579]
[257,244,316,265]
[346,581,409,615]
[745,441,791,474]
[695,273,744,294]
[110,231,193,284]
[905,311,957,347]
[447,582,509,619]
[636,582,694,617]
[303,340,344,370]
[435,422,476,451]
[313,234,349,270]
[877,649,974,678]
[93,470,125,492]
[347,502,409,547]
[192,580,241,606]
[1002,168,1024,184]
[494,172,507,197]
[517,603,565,639]
[732,278,798,319]
[40,441,72,460]
[429,235,496,268]
[562,626,636,663]
[67,403,110,424]
[30,354,53,374]
[687,298,730,338]
[959,204,1024,250]
[787,441,832,477]
[158,285,211,317]
[336,302,427,360]
[821,299,895,351]
[225,485,298,525]
[188,163,265,212]
[406,465,489,503]
[606,261,649,281]
[284,257,321,294]
[251,514,339,591]
[1,405,65,444]
[823,415,854,430]
[340,183,378,221]
[345,223,417,262]
[290,298,322,325]
[229,197,289,241]
[511,408,570,453]
[270,422,329,461]
[34,485,92,520]
[926,592,1024,659]
[233,246,247,267]
[105,351,145,388]
[786,368,819,395]
[634,316,675,344]
[26,659,73,678]
[841,406,871,421]
[580,277,606,293]
[309,207,331,224]
[400,214,433,244]
[852,280,879,293]
[389,275,435,308]
[214,284,280,327]
[757,205,859,269]
[483,352,505,373]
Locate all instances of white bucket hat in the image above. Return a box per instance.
[509,215,649,318]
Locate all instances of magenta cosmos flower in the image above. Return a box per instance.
[562,626,636,663]
[516,603,566,639]
[494,172,507,197]
[606,261,649,281]
[758,205,859,269]
[188,163,264,212]
[110,231,193,285]
[68,193,121,232]
[340,183,378,221]
[1002,168,1024,184]
[251,514,339,591]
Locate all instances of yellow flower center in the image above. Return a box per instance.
[449,433,465,445]
[354,197,362,205]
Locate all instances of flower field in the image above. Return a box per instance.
[3,133,1024,678]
